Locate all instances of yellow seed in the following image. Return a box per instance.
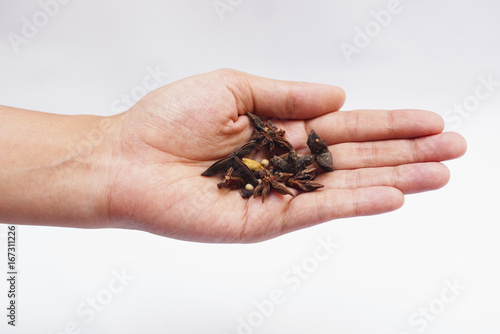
[260,159,270,168]
[242,158,263,171]
[245,183,254,191]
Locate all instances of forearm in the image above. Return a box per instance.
[0,105,120,228]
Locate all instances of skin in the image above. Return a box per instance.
[0,69,467,243]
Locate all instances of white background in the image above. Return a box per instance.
[1,0,499,333]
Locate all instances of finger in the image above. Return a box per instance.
[220,69,346,119]
[306,109,445,145]
[319,162,450,194]
[330,132,467,169]
[282,186,404,234]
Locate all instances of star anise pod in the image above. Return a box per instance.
[291,180,324,192]
[253,168,294,202]
[307,129,333,172]
[288,168,324,192]
[202,153,258,186]
[217,167,246,189]
[202,115,334,201]
[275,167,324,192]
[234,136,259,157]
[247,112,293,153]
[271,149,314,174]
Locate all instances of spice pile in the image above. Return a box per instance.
[201,113,333,202]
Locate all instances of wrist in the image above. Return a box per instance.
[60,114,125,228]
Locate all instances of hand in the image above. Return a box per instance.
[107,69,466,243]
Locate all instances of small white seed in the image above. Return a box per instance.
[260,159,270,168]
[245,183,255,191]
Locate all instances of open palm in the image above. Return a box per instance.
[107,69,466,243]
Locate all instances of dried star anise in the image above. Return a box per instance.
[271,149,314,174]
[253,168,294,202]
[234,136,260,157]
[307,129,333,172]
[281,167,324,192]
[201,112,334,202]
[201,137,262,178]
[217,167,246,189]
[247,112,293,153]
[202,153,258,186]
